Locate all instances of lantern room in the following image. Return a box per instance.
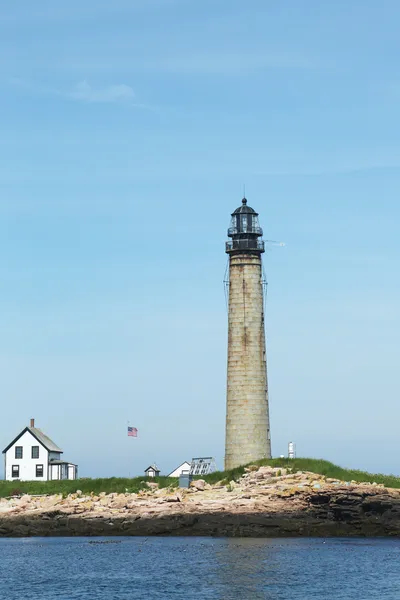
[226,198,265,254]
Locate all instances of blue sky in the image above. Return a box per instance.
[1,0,400,477]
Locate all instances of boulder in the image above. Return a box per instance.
[110,495,129,509]
[258,467,275,475]
[146,482,159,490]
[190,480,206,491]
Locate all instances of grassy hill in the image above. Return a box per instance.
[202,458,400,489]
[0,458,399,498]
[0,476,178,499]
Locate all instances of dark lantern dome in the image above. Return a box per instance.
[226,197,264,254]
[232,197,258,216]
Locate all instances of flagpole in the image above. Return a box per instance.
[127,421,139,478]
[127,419,130,478]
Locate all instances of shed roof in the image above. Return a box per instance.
[144,464,160,472]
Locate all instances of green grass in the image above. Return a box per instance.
[201,458,400,489]
[0,476,178,498]
[2,458,400,497]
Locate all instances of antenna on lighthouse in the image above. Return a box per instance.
[265,240,286,247]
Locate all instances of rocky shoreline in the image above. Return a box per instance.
[1,466,400,538]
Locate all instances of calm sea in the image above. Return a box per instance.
[0,537,399,599]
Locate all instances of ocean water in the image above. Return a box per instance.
[0,537,399,599]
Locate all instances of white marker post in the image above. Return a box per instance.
[288,442,296,459]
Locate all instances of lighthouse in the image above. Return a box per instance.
[224,197,271,469]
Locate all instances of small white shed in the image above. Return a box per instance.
[144,464,160,478]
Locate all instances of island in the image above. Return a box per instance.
[1,463,399,537]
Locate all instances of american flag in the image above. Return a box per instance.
[128,426,138,437]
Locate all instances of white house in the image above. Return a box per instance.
[2,419,78,481]
[167,461,191,478]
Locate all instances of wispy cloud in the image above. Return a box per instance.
[62,80,135,104]
[51,50,319,78]
[154,50,319,75]
[9,78,140,107]
[0,0,185,27]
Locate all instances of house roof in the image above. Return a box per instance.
[49,459,77,466]
[144,464,160,472]
[2,426,63,454]
[167,461,191,477]
[30,428,63,452]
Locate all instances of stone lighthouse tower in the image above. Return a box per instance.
[224,197,271,470]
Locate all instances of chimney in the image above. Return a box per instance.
[30,418,35,428]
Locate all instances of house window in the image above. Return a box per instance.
[36,464,44,478]
[31,446,39,459]
[15,446,23,459]
[11,465,19,478]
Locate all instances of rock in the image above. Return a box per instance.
[190,480,206,491]
[1,471,400,538]
[251,472,266,480]
[264,477,279,484]
[266,468,288,477]
[146,482,159,490]
[40,496,62,509]
[258,467,275,474]
[110,495,129,509]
